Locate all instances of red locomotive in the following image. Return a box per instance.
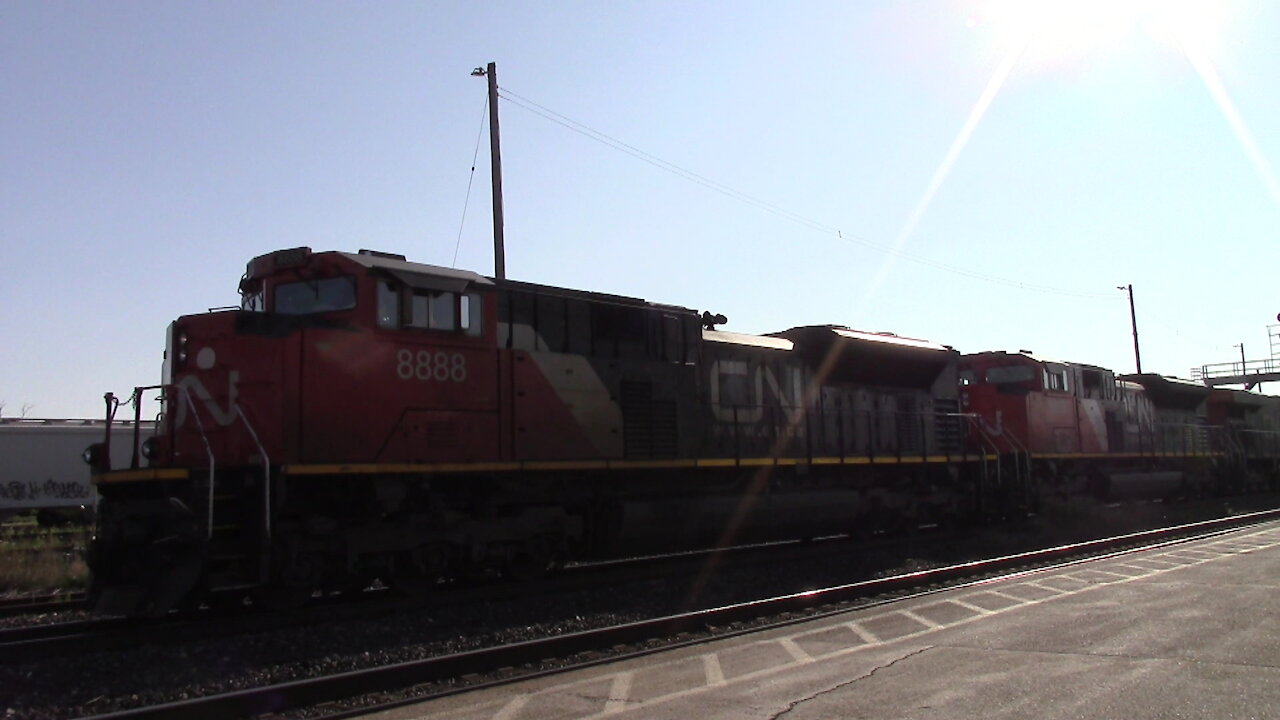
[960,351,1280,499]
[88,247,988,615]
[87,248,1280,615]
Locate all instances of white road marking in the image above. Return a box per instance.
[398,523,1280,720]
[1168,548,1224,559]
[845,621,881,645]
[1085,569,1137,580]
[779,637,815,663]
[492,694,529,720]
[900,609,944,629]
[1054,573,1098,583]
[949,598,995,615]
[1108,563,1156,575]
[1020,581,1070,594]
[1125,557,1181,567]
[602,672,634,714]
[984,589,1032,602]
[702,653,726,687]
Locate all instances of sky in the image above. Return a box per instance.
[3,0,1279,419]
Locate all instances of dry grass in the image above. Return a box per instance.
[0,516,90,593]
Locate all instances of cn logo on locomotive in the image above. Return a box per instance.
[174,371,240,428]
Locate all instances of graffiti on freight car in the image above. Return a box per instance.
[0,478,92,502]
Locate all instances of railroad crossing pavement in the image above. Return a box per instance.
[367,522,1280,720]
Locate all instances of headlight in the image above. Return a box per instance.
[82,443,103,466]
[141,436,159,460]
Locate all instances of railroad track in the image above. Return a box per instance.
[0,591,86,618]
[0,615,141,662]
[76,506,1280,720]
[0,532,904,667]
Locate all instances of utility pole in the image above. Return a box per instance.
[1117,284,1142,374]
[472,62,506,280]
[1236,342,1248,390]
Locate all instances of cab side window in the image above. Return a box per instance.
[409,291,457,331]
[1044,366,1069,392]
[379,279,482,337]
[377,281,400,328]
[460,293,482,337]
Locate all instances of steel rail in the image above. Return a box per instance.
[0,592,86,618]
[83,506,1280,720]
[0,616,140,662]
[0,543,833,666]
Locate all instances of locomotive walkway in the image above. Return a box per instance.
[366,520,1280,720]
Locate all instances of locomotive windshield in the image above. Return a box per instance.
[274,276,357,315]
[241,288,264,312]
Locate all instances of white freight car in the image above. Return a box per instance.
[0,419,154,521]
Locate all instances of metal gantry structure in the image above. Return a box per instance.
[1192,324,1280,390]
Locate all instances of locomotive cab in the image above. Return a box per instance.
[90,248,502,614]
[154,248,499,467]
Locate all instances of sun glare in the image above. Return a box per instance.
[977,0,1233,64]
[862,0,1264,308]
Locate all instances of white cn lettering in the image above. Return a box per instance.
[710,360,760,423]
[763,365,804,424]
[174,371,240,428]
[980,409,1004,436]
[710,361,803,424]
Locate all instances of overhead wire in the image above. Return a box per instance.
[1139,309,1258,358]
[496,85,1115,300]
[452,95,490,268]
[497,88,839,235]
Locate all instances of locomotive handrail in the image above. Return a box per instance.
[130,388,144,469]
[1194,356,1280,380]
[1237,427,1280,456]
[959,412,1000,457]
[1236,428,1280,458]
[127,384,167,469]
[717,403,957,464]
[235,405,271,542]
[174,383,217,540]
[993,422,1032,504]
[959,413,1003,518]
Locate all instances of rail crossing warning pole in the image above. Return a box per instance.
[472,62,506,280]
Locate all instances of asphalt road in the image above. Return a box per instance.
[369,521,1280,720]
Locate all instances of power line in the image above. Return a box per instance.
[497,86,1114,300]
[497,88,838,235]
[452,95,490,268]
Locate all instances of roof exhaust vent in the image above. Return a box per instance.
[358,249,407,261]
